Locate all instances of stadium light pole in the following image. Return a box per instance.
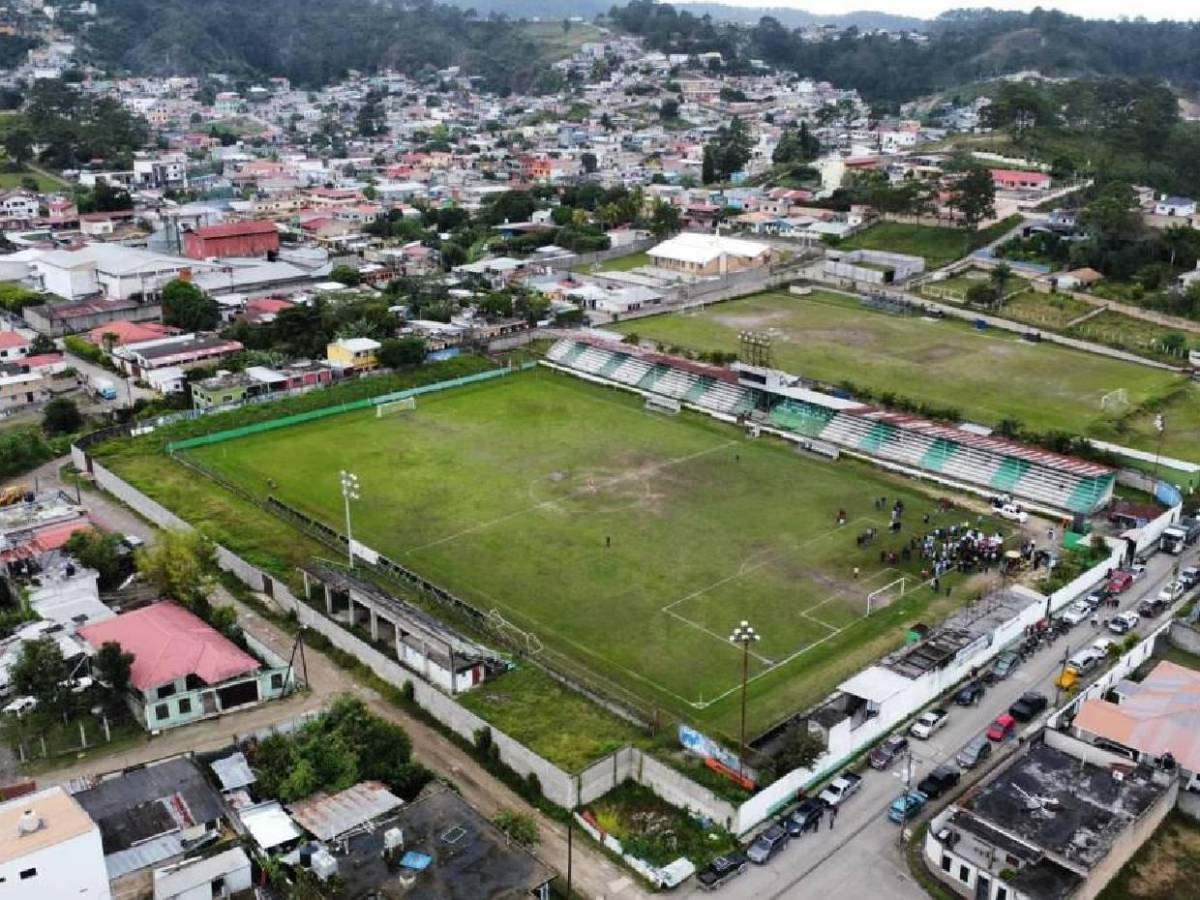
[730,620,759,775]
[340,470,360,568]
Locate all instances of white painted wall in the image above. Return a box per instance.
[0,823,111,900]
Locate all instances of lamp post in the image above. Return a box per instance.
[730,620,759,774]
[340,470,359,568]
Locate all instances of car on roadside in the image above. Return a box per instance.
[887,790,928,824]
[1180,566,1200,590]
[869,734,910,770]
[818,773,863,807]
[1109,611,1140,635]
[1,695,37,717]
[987,650,1021,683]
[1091,638,1117,657]
[1083,589,1110,610]
[1060,600,1092,626]
[697,851,749,891]
[956,734,993,769]
[746,824,790,865]
[1138,596,1168,618]
[954,681,986,706]
[786,798,825,837]
[1008,692,1049,722]
[997,503,1028,524]
[987,713,1018,742]
[1131,561,1148,580]
[909,708,949,740]
[1159,581,1184,604]
[917,765,961,799]
[1108,570,1135,594]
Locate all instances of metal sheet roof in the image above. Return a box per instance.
[287,782,402,842]
[209,752,256,792]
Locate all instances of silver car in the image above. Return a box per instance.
[956,734,993,769]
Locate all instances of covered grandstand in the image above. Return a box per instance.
[543,333,1115,515]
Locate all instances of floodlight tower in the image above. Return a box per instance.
[340,470,360,568]
[730,620,760,774]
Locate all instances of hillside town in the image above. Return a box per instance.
[1,3,1200,900]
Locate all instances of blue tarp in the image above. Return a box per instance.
[400,851,433,871]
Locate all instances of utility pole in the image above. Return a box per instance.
[340,470,359,567]
[1054,644,1072,706]
[729,620,760,775]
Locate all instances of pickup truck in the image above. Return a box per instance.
[697,852,749,891]
[909,708,949,740]
[818,773,863,808]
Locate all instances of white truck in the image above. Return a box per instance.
[91,375,118,401]
[817,773,863,807]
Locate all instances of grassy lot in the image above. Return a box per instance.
[458,665,645,771]
[837,217,1020,270]
[613,289,1183,437]
[185,369,1006,739]
[0,167,63,192]
[925,270,1032,303]
[521,20,607,58]
[1068,311,1185,364]
[999,290,1093,330]
[1098,810,1200,900]
[594,251,651,272]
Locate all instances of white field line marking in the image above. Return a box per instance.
[404,439,736,554]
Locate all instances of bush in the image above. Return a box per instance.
[493,809,539,847]
[42,398,83,435]
[62,334,106,365]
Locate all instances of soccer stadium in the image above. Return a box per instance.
[161,334,1113,740]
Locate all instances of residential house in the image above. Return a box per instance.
[0,786,110,900]
[990,169,1051,191]
[183,221,281,261]
[152,847,252,900]
[0,190,40,230]
[0,330,30,361]
[77,601,294,731]
[0,369,49,412]
[1154,195,1197,218]
[326,337,381,372]
[112,333,244,379]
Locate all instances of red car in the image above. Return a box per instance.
[987,713,1017,742]
[1107,571,1134,594]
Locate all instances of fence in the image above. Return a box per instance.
[540,237,658,272]
[167,363,536,453]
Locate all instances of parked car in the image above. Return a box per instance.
[697,852,749,891]
[954,681,986,706]
[1091,638,1117,657]
[1056,647,1106,689]
[956,734,993,769]
[1108,611,1140,635]
[917,765,961,799]
[786,798,824,836]
[909,708,949,740]
[818,773,863,807]
[869,735,910,770]
[1138,596,1168,618]
[1130,561,1148,580]
[990,650,1021,681]
[1159,581,1184,604]
[1008,692,1049,722]
[997,503,1028,523]
[887,791,928,824]
[1180,566,1200,590]
[1,695,37,717]
[1060,600,1091,626]
[1107,570,1134,594]
[987,713,1018,742]
[746,824,790,864]
[1083,589,1109,610]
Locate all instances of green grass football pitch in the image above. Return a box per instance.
[614,289,1186,443]
[189,370,1005,737]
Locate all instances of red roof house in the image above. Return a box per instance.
[80,601,259,694]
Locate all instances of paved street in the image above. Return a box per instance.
[687,540,1193,899]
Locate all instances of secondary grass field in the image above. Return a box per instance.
[594,250,651,272]
[613,290,1188,446]
[186,369,1001,739]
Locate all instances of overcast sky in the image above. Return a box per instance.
[714,0,1197,20]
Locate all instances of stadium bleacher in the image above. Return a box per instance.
[542,336,1115,514]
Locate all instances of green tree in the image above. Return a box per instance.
[161,279,219,331]
[3,129,33,167]
[493,809,539,847]
[11,637,69,711]
[330,264,361,287]
[94,640,134,715]
[580,152,598,174]
[990,261,1013,297]
[949,166,997,231]
[65,529,126,590]
[28,333,56,356]
[773,722,825,774]
[135,529,220,615]
[42,397,83,435]
[660,98,679,120]
[377,337,426,369]
[649,199,681,238]
[773,121,820,166]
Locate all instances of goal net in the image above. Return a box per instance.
[866,576,907,615]
[376,396,416,418]
[644,394,681,415]
[1100,389,1128,413]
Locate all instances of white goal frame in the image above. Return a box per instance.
[1100,388,1128,413]
[866,576,908,615]
[376,396,416,417]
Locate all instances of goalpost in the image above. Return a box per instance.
[1100,388,1129,414]
[375,396,416,418]
[866,576,908,615]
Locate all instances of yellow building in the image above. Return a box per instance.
[326,337,381,371]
